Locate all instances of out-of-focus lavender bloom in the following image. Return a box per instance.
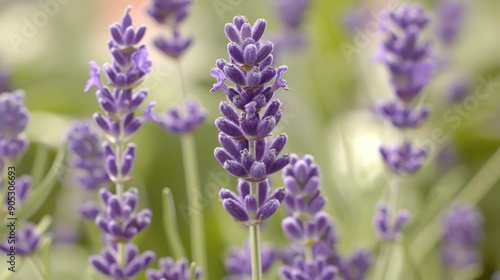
[146,0,192,58]
[342,7,371,34]
[378,101,429,129]
[0,223,40,256]
[492,272,500,280]
[146,99,206,134]
[441,204,483,273]
[270,0,309,53]
[275,0,308,29]
[215,132,289,181]
[338,249,372,280]
[0,91,30,163]
[282,154,325,219]
[380,141,429,175]
[67,121,110,191]
[90,243,155,279]
[446,78,469,102]
[147,257,202,280]
[224,243,275,278]
[0,69,12,93]
[153,30,192,59]
[79,200,102,221]
[219,179,286,226]
[437,0,466,46]
[95,188,152,243]
[280,257,338,280]
[374,203,410,241]
[2,175,32,208]
[146,0,191,25]
[377,5,435,103]
[282,212,332,247]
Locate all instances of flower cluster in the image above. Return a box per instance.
[146,0,192,58]
[95,188,152,243]
[373,202,410,241]
[145,0,206,135]
[280,155,373,280]
[224,243,275,279]
[146,98,206,134]
[376,5,435,176]
[67,121,110,192]
[279,155,339,280]
[85,7,155,277]
[437,0,466,46]
[0,91,30,165]
[271,0,309,52]
[0,90,39,256]
[220,179,285,226]
[211,15,290,222]
[441,204,483,274]
[0,223,41,256]
[90,243,156,279]
[338,249,373,280]
[147,257,202,280]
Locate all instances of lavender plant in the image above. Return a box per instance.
[441,204,483,277]
[210,15,290,280]
[224,243,275,279]
[373,4,435,278]
[144,0,208,274]
[84,7,156,278]
[271,0,309,52]
[280,154,338,280]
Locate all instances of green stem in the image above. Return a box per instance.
[374,177,401,280]
[27,257,45,280]
[247,139,262,280]
[181,134,207,276]
[411,147,500,264]
[249,224,263,280]
[176,59,207,276]
[31,144,49,185]
[162,188,187,259]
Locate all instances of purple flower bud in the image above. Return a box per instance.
[380,141,429,175]
[0,223,40,256]
[280,257,338,280]
[378,101,429,129]
[437,0,466,46]
[153,31,192,59]
[338,249,373,280]
[374,202,411,241]
[90,243,155,279]
[147,257,202,280]
[149,98,206,134]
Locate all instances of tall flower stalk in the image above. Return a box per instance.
[145,0,208,274]
[84,7,156,278]
[210,15,290,280]
[373,5,435,279]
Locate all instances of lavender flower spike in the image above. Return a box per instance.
[338,249,373,280]
[95,188,152,243]
[0,91,30,163]
[377,5,436,103]
[147,257,202,280]
[374,202,410,241]
[379,141,429,176]
[67,121,110,192]
[441,204,483,274]
[146,0,193,58]
[90,243,155,279]
[437,0,466,46]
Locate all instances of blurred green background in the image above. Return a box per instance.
[1,0,500,279]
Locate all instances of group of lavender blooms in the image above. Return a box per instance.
[210,15,290,279]
[0,89,40,257]
[82,8,200,280]
[281,155,372,280]
[374,5,435,241]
